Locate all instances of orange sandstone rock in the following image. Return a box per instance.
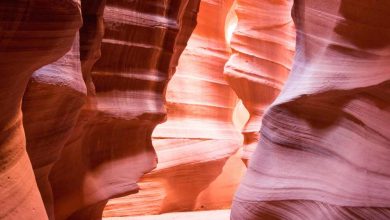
[224,0,296,162]
[0,1,82,219]
[103,0,246,217]
[47,1,201,219]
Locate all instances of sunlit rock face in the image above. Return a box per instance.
[224,0,296,162]
[47,1,201,219]
[103,0,246,217]
[1,1,200,220]
[0,1,82,219]
[2,0,389,219]
[231,0,390,219]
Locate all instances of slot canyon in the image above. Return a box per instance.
[0,0,389,220]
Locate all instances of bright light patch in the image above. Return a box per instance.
[225,2,238,45]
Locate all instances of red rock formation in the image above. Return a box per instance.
[3,1,389,220]
[224,0,295,162]
[103,0,246,216]
[22,1,105,219]
[231,0,390,219]
[0,1,82,219]
[1,1,200,219]
[46,1,201,219]
[79,0,106,96]
[23,34,86,219]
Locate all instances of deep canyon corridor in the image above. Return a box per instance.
[0,0,389,219]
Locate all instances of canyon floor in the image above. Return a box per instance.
[104,210,230,220]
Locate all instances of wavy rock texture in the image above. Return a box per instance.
[231,0,390,219]
[23,34,86,219]
[103,0,246,217]
[79,0,106,96]
[0,1,81,219]
[22,1,104,219]
[46,1,201,219]
[224,0,296,162]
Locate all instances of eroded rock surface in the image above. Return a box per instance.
[48,1,201,219]
[0,1,82,219]
[1,1,200,219]
[2,1,389,220]
[23,34,86,219]
[103,0,246,216]
[231,0,390,219]
[224,0,296,162]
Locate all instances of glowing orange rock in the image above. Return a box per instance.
[224,0,295,162]
[47,1,201,219]
[103,0,246,217]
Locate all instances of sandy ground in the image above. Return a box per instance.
[104,209,231,220]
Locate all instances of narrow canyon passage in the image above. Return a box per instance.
[103,0,296,218]
[0,1,389,220]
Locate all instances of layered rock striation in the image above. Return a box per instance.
[224,0,296,162]
[104,0,246,217]
[0,1,82,219]
[2,0,389,220]
[23,34,86,219]
[48,1,201,219]
[231,0,390,219]
[1,1,200,219]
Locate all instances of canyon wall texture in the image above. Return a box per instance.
[0,1,82,219]
[103,0,246,217]
[224,0,296,162]
[1,1,200,219]
[2,0,390,220]
[49,1,200,219]
[231,0,390,219]
[23,34,87,219]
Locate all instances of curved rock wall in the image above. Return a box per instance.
[2,1,389,220]
[48,1,201,219]
[103,0,246,217]
[0,1,82,219]
[224,0,296,162]
[23,34,86,219]
[0,1,200,219]
[231,0,390,219]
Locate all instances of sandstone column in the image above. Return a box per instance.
[224,0,295,162]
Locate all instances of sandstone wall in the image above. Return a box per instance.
[0,1,200,219]
[0,1,82,219]
[224,0,296,162]
[2,1,389,220]
[231,0,390,219]
[104,0,246,216]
